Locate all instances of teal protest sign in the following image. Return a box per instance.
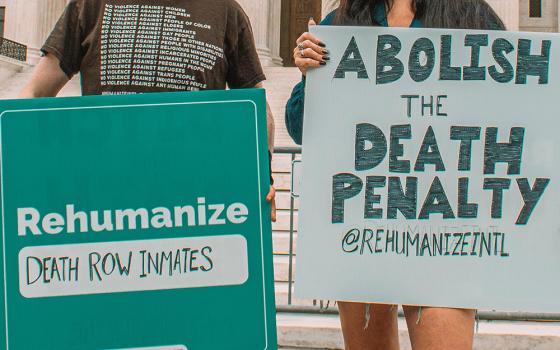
[297,26,560,312]
[0,89,276,349]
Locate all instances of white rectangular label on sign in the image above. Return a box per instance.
[296,26,560,312]
[19,235,248,298]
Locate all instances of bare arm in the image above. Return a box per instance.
[254,82,275,153]
[265,100,275,153]
[254,82,276,222]
[18,54,70,98]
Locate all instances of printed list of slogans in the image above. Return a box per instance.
[100,4,224,91]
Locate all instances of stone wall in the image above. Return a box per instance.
[486,0,520,30]
[322,0,339,18]
[3,0,67,63]
[519,0,559,32]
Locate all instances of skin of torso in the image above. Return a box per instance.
[386,0,415,27]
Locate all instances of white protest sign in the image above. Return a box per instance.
[296,26,560,312]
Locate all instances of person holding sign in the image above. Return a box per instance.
[285,0,504,349]
[18,0,277,221]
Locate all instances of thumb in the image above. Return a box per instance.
[308,17,317,28]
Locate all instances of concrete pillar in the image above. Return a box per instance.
[4,0,67,64]
[269,0,283,65]
[322,0,339,18]
[486,0,520,30]
[237,0,276,66]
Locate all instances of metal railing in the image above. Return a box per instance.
[0,37,27,62]
[273,146,560,323]
[275,147,301,306]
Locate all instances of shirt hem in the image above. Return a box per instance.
[230,73,266,89]
[40,45,76,79]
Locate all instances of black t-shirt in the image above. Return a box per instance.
[42,0,266,95]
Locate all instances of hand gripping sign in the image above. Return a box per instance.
[296,26,560,312]
[0,89,276,349]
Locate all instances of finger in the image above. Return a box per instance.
[266,186,276,202]
[301,39,329,56]
[293,57,323,76]
[294,57,324,69]
[308,17,317,27]
[296,32,325,47]
[303,47,325,62]
[266,187,277,222]
[293,44,325,60]
[271,198,277,222]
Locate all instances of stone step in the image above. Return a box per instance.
[272,153,301,173]
[272,210,299,232]
[272,172,295,191]
[274,190,299,211]
[277,312,560,350]
[277,313,344,350]
[274,281,318,307]
[273,232,298,255]
[274,255,297,282]
[274,255,292,282]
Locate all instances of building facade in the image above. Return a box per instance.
[0,0,557,66]
[520,0,559,31]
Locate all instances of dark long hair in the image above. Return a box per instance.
[335,0,506,30]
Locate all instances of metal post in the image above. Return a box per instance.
[287,151,296,305]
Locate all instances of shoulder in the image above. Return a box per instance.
[67,0,101,12]
[224,0,252,26]
[320,10,337,25]
[486,14,506,30]
[476,1,507,30]
[57,0,101,27]
[64,0,84,12]
[225,0,249,16]
[65,0,106,20]
[66,0,81,7]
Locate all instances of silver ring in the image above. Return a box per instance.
[297,43,306,57]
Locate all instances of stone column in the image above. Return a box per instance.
[237,0,276,66]
[486,0,520,30]
[322,0,339,18]
[4,0,67,64]
[268,0,283,65]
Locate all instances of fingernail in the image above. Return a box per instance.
[323,56,330,61]
[318,42,326,47]
[320,61,327,65]
[322,49,329,54]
